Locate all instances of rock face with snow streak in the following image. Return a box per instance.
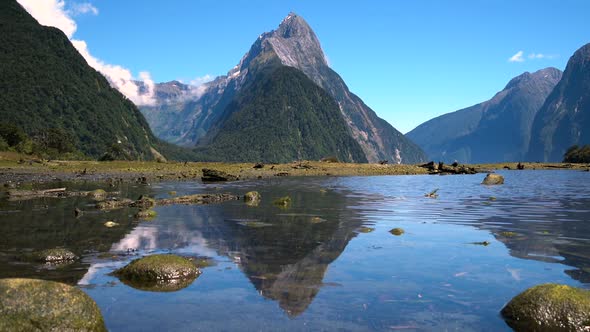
[140,13,426,164]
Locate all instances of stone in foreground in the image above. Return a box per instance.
[501,283,590,331]
[114,254,200,292]
[0,278,106,332]
[482,173,504,185]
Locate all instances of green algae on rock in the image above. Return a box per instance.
[501,283,590,331]
[0,278,106,332]
[114,254,200,283]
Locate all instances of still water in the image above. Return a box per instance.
[1,170,589,331]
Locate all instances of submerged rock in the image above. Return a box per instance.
[87,189,107,200]
[96,198,134,210]
[135,209,157,220]
[389,228,405,236]
[131,195,156,209]
[23,248,78,263]
[157,193,239,205]
[482,173,504,185]
[273,196,292,207]
[104,221,119,228]
[357,226,375,233]
[0,278,106,331]
[501,283,590,331]
[244,191,261,206]
[201,168,239,182]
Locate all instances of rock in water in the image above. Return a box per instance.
[389,228,405,236]
[501,283,590,331]
[482,173,504,185]
[114,254,199,284]
[0,278,106,331]
[243,191,261,205]
[24,248,78,263]
[201,168,239,182]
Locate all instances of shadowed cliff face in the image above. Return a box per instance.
[140,13,426,164]
[528,43,590,162]
[408,68,562,163]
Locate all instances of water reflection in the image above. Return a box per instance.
[2,171,590,331]
[99,183,366,316]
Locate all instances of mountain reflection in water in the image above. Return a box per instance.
[1,171,590,331]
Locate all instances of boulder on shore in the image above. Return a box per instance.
[0,278,106,332]
[501,283,590,331]
[482,173,504,185]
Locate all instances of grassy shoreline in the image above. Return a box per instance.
[0,152,588,185]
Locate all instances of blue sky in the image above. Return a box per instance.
[22,0,590,133]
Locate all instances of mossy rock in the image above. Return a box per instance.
[114,254,200,283]
[500,231,518,237]
[0,278,106,332]
[243,191,261,203]
[23,248,78,263]
[87,189,107,200]
[501,283,590,331]
[389,228,405,236]
[273,196,291,207]
[135,209,157,220]
[482,173,504,185]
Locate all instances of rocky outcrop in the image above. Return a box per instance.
[528,44,590,162]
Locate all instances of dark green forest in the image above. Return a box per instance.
[0,0,162,160]
[194,66,367,163]
[563,145,590,163]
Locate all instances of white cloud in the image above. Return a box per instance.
[17,0,77,38]
[17,0,156,106]
[509,50,558,63]
[528,53,557,60]
[68,2,98,16]
[189,74,213,87]
[509,50,525,63]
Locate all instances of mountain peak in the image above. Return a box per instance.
[505,67,562,90]
[276,12,312,38]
